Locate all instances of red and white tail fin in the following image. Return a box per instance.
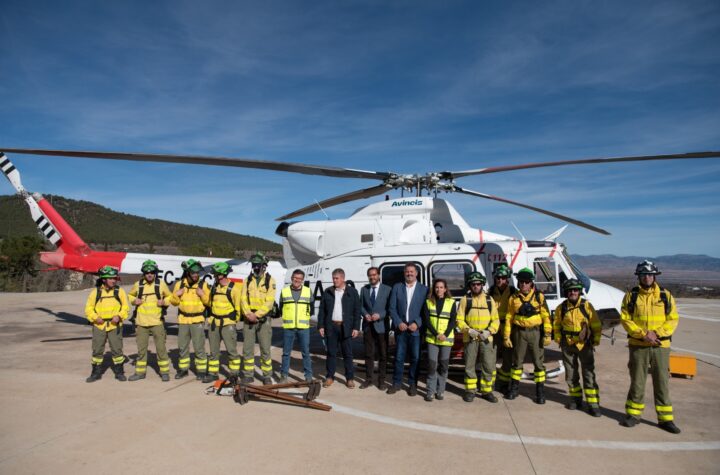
[1,152,118,272]
[1,152,90,254]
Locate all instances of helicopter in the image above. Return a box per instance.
[2,148,719,333]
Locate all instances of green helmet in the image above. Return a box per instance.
[182,258,203,273]
[249,252,267,265]
[98,265,119,278]
[212,262,232,276]
[562,278,584,292]
[493,264,512,278]
[466,272,487,285]
[141,259,159,273]
[515,267,535,281]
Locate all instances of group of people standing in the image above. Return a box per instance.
[84,257,681,434]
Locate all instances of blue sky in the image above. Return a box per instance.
[1,0,719,257]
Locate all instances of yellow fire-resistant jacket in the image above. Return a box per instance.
[85,285,129,332]
[503,288,551,340]
[457,292,500,343]
[553,298,601,350]
[128,279,172,327]
[621,283,678,348]
[169,277,211,324]
[489,285,515,322]
[240,272,277,319]
[201,280,243,327]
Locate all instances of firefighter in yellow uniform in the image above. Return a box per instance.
[240,252,277,385]
[553,278,602,417]
[201,262,242,383]
[169,259,210,380]
[503,267,551,404]
[84,265,129,383]
[620,260,681,434]
[128,260,173,381]
[489,264,515,394]
[457,272,500,403]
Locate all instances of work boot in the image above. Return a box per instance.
[86,365,102,383]
[535,383,546,405]
[112,364,126,382]
[305,376,314,383]
[277,374,288,384]
[128,373,146,382]
[203,373,218,384]
[175,370,189,380]
[505,380,519,400]
[495,380,508,394]
[435,393,444,400]
[378,380,388,391]
[407,384,418,397]
[424,393,434,402]
[463,391,475,403]
[481,392,498,403]
[386,384,400,395]
[588,406,602,418]
[242,376,254,385]
[161,373,170,382]
[262,376,273,385]
[567,396,583,410]
[621,415,639,428]
[196,372,206,381]
[659,421,681,434]
[359,380,372,389]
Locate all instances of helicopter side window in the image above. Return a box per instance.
[379,262,424,288]
[533,258,559,299]
[429,261,475,297]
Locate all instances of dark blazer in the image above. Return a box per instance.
[389,281,428,336]
[360,283,392,333]
[318,285,362,335]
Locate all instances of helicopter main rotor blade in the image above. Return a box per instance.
[447,151,720,178]
[277,184,391,221]
[454,185,611,235]
[0,148,391,181]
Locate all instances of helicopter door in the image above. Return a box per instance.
[533,257,560,302]
[428,260,475,297]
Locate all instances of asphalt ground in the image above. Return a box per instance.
[1,290,719,474]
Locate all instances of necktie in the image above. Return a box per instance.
[370,287,376,306]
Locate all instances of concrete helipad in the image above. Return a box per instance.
[1,290,719,474]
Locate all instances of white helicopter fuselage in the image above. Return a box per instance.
[279,197,623,324]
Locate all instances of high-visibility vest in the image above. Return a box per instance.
[280,286,312,329]
[425,298,455,347]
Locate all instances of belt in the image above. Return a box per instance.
[180,311,205,317]
[331,321,343,326]
[514,325,540,330]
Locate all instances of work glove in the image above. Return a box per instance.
[480,330,491,341]
[504,337,513,348]
[543,336,551,347]
[467,328,480,339]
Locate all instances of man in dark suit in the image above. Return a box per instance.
[360,267,392,390]
[388,262,428,396]
[318,268,362,388]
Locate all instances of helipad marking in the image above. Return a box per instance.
[326,402,720,451]
[681,314,720,323]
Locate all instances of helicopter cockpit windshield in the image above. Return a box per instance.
[562,249,591,292]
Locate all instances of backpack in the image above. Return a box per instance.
[132,278,167,321]
[462,292,495,330]
[246,273,280,319]
[627,286,670,316]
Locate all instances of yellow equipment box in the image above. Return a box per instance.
[669,353,696,379]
